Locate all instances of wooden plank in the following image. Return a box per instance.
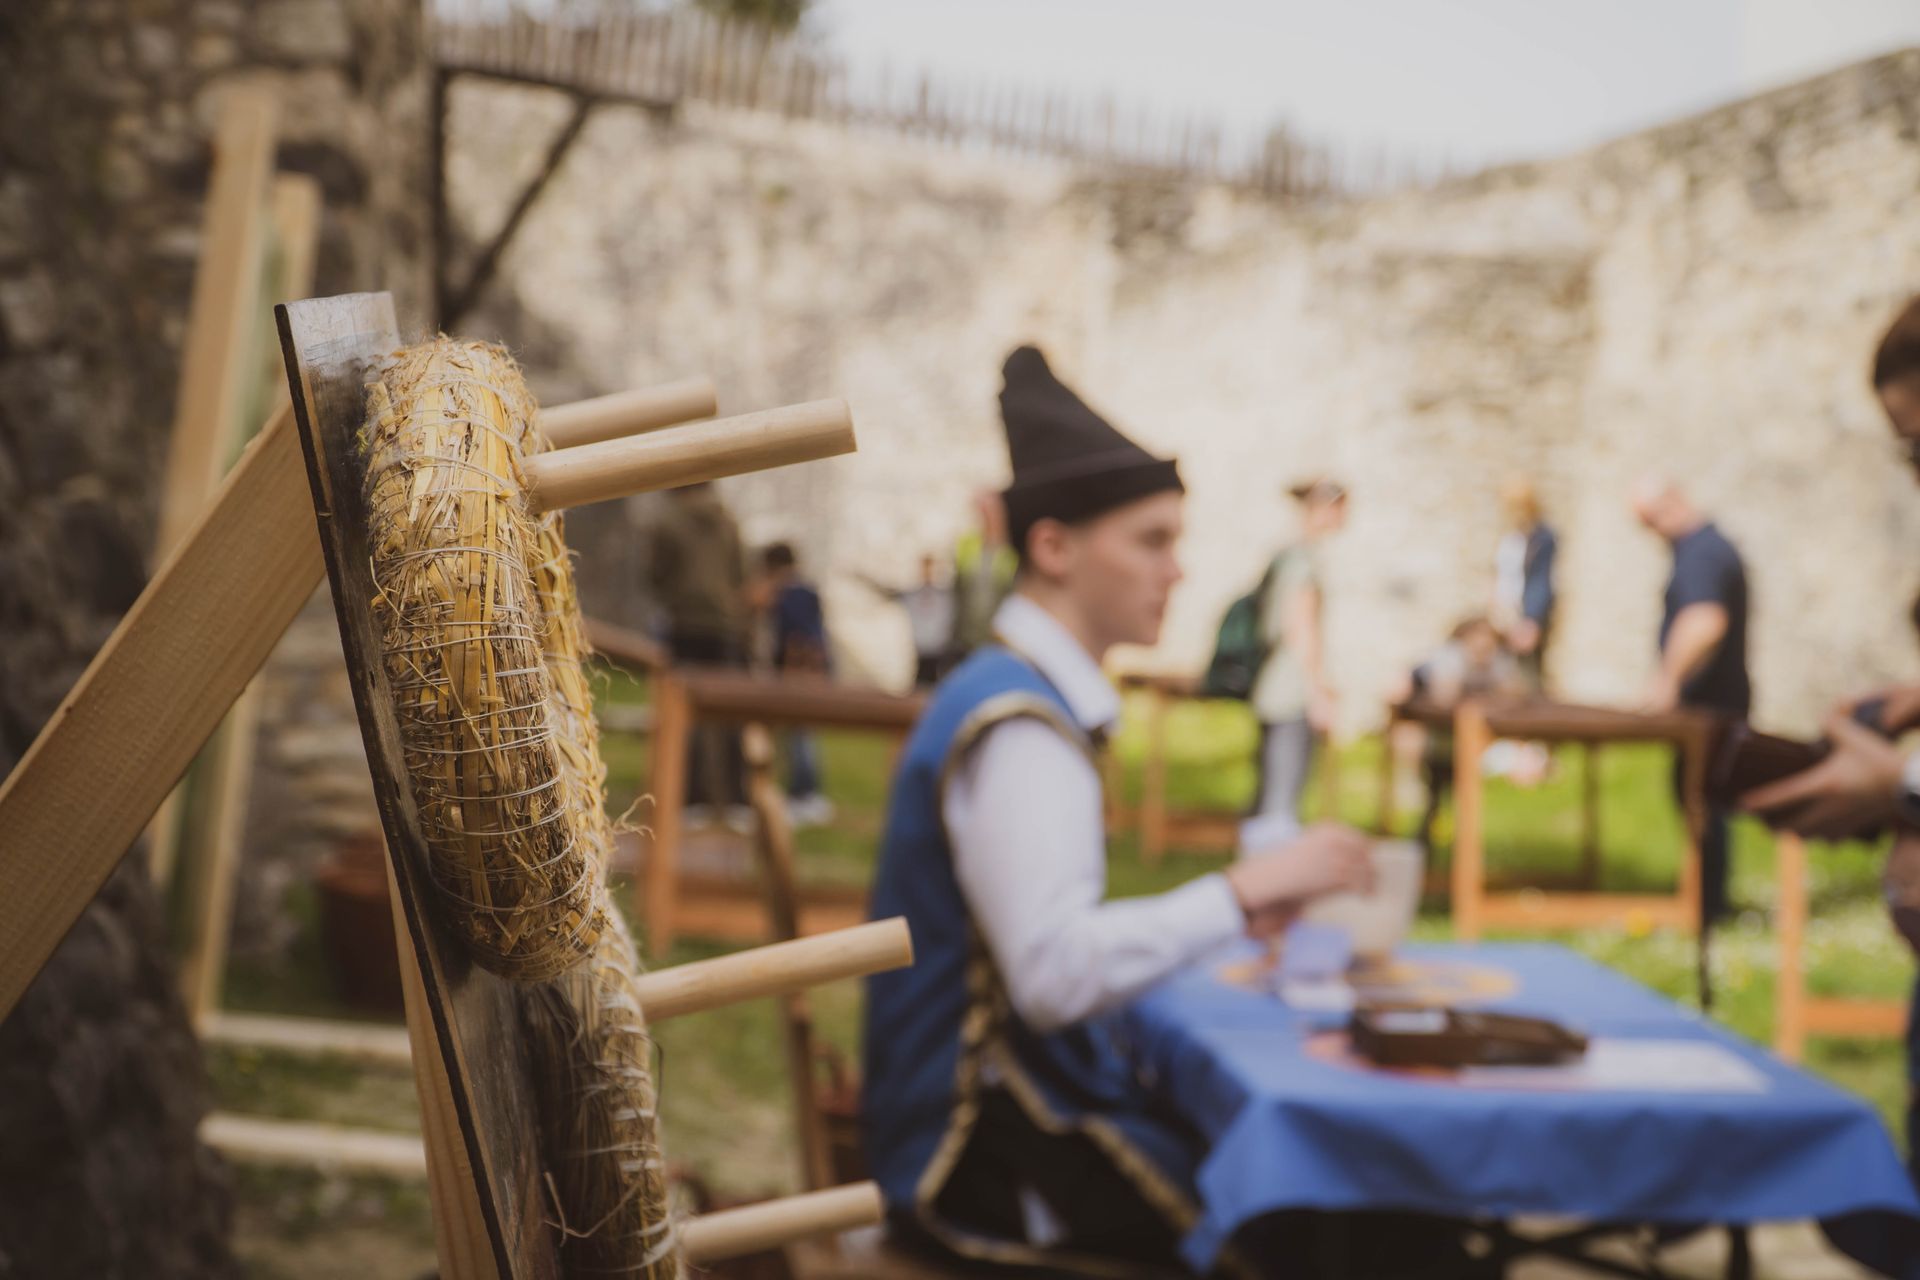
[584,615,669,673]
[1451,701,1491,941]
[1775,831,1809,1062]
[1801,998,1908,1040]
[1578,742,1601,889]
[391,848,503,1280]
[278,292,558,1279]
[743,723,833,1191]
[0,406,317,1021]
[1141,683,1171,864]
[148,84,282,892]
[202,1010,414,1067]
[155,81,280,558]
[179,169,327,1024]
[643,672,691,957]
[176,688,265,1023]
[1476,893,1694,931]
[201,1112,427,1179]
[674,668,922,730]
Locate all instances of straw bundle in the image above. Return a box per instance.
[523,932,678,1277]
[364,338,678,1276]
[364,341,606,980]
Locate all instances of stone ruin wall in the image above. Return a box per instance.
[453,48,1920,734]
[0,0,430,1270]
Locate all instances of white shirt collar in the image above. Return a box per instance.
[991,594,1121,733]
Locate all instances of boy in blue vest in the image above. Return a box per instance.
[864,347,1375,1274]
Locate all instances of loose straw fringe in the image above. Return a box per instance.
[364,339,678,1278]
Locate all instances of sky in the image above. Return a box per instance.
[811,0,1920,173]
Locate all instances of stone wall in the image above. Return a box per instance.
[453,49,1920,731]
[0,0,428,1272]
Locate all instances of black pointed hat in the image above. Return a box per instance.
[998,345,1182,553]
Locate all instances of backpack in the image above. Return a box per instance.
[1200,555,1282,700]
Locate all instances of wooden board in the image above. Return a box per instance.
[0,405,319,1021]
[277,292,559,1280]
[148,83,281,893]
[178,169,327,1024]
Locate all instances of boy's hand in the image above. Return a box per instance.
[1227,823,1374,938]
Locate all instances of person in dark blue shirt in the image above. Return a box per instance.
[759,542,834,824]
[1633,478,1751,927]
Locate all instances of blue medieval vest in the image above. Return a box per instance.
[862,645,1204,1265]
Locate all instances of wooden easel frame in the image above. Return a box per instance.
[0,278,894,1273]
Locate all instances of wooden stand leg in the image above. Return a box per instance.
[1452,702,1491,941]
[1678,736,1706,938]
[1102,742,1126,834]
[177,681,264,1024]
[1579,742,1601,890]
[1142,686,1170,864]
[743,724,833,1194]
[1775,831,1808,1063]
[1376,715,1397,836]
[387,855,502,1280]
[644,672,690,959]
[1318,730,1340,822]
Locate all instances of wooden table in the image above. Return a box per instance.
[1402,697,1716,941]
[638,667,923,955]
[1772,831,1908,1062]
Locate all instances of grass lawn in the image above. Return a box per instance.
[217,668,1914,1267]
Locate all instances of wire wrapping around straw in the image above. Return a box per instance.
[364,339,678,1276]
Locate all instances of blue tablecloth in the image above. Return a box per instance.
[1123,942,1920,1274]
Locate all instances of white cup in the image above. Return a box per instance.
[1300,838,1425,959]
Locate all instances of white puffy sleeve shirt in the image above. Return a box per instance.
[939,598,1245,1034]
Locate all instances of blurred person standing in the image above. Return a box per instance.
[1744,295,1920,1178]
[758,541,835,826]
[859,553,955,688]
[1492,477,1558,688]
[1247,479,1349,835]
[1632,477,1752,927]
[647,481,749,826]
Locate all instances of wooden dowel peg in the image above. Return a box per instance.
[538,376,718,449]
[680,1182,884,1263]
[524,398,854,513]
[633,917,911,1023]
